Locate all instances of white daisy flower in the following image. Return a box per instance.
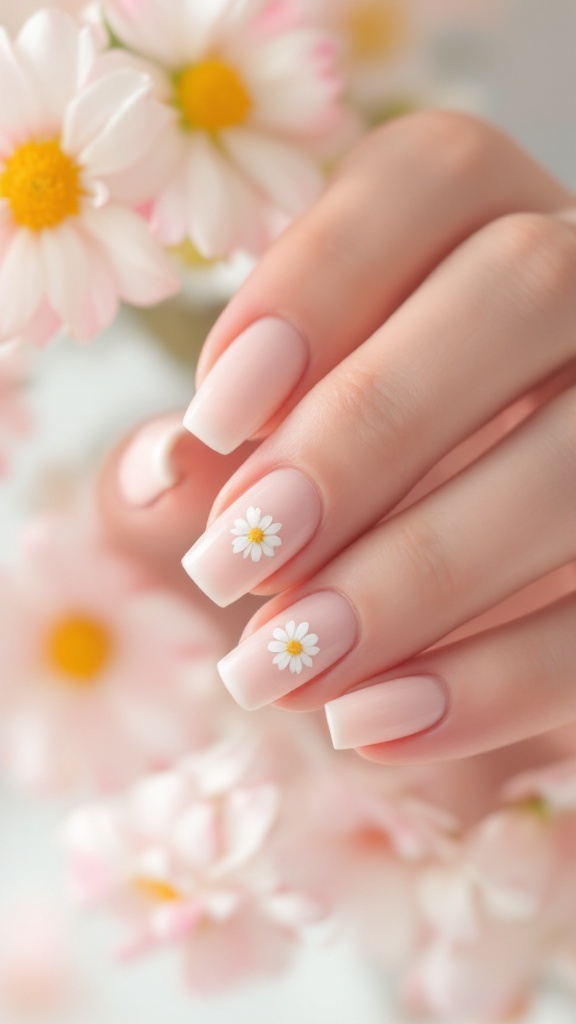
[103,0,343,257]
[267,620,320,675]
[0,9,178,347]
[231,506,282,562]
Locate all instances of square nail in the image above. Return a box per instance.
[217,591,358,710]
[183,318,308,454]
[325,675,447,749]
[182,468,322,607]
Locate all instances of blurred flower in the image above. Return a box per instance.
[0,903,78,1021]
[103,0,343,257]
[0,0,90,35]
[0,342,33,474]
[0,513,228,793]
[62,738,326,990]
[0,9,178,347]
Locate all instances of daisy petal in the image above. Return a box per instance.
[40,222,88,338]
[290,657,302,674]
[0,28,42,139]
[82,204,178,307]
[63,69,153,159]
[274,652,291,670]
[16,9,88,128]
[232,519,250,533]
[284,621,296,640]
[242,545,252,559]
[272,629,289,643]
[265,523,282,534]
[300,654,313,668]
[302,633,318,647]
[264,535,282,547]
[259,515,273,530]
[267,641,287,653]
[303,646,320,657]
[246,507,260,527]
[232,537,250,552]
[260,543,276,557]
[0,229,44,338]
[295,622,309,641]
[250,545,262,562]
[223,129,323,218]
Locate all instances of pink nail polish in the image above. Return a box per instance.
[183,318,308,454]
[325,675,447,750]
[118,417,186,507]
[217,591,357,710]
[182,468,322,607]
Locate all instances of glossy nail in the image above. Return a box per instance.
[325,675,447,749]
[217,591,357,710]
[118,417,186,507]
[183,318,308,454]
[182,468,322,607]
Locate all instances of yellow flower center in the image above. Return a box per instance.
[46,615,112,686]
[133,877,181,902]
[286,640,303,657]
[0,140,81,231]
[248,527,265,545]
[175,59,252,132]
[344,2,409,62]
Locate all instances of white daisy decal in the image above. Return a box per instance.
[267,621,320,675]
[231,507,282,563]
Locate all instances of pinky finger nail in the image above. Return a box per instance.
[325,675,447,750]
[118,418,186,508]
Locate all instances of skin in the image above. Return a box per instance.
[101,111,576,766]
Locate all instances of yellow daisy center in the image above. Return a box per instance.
[248,527,265,545]
[175,59,252,132]
[344,2,409,62]
[0,140,81,231]
[46,615,112,686]
[133,877,181,902]
[286,640,303,657]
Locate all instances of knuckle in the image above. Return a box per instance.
[343,109,494,187]
[482,213,576,312]
[392,514,460,602]
[330,363,418,458]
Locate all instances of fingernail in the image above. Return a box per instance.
[118,418,186,507]
[325,675,447,749]
[217,591,357,710]
[183,318,308,454]
[182,468,322,607]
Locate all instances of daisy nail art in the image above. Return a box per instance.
[182,469,322,608]
[231,507,282,562]
[267,621,320,675]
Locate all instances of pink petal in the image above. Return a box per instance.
[82,204,179,306]
[16,10,90,127]
[39,223,88,339]
[223,129,323,217]
[0,229,44,338]
[79,85,175,179]
[63,68,154,159]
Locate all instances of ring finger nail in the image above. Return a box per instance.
[182,468,322,606]
[325,675,447,749]
[217,591,357,709]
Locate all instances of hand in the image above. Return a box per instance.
[117,112,576,764]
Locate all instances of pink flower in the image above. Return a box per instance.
[103,0,343,257]
[0,9,178,347]
[62,739,325,990]
[0,513,228,793]
[0,342,32,475]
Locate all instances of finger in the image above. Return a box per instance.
[183,212,576,606]
[214,385,576,711]
[98,411,254,570]
[324,592,576,764]
[183,111,569,454]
